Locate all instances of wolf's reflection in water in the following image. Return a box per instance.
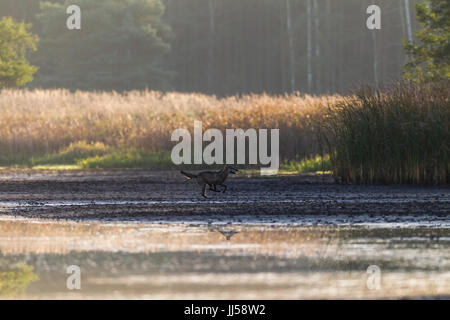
[207,225,240,240]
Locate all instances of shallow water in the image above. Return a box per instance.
[0,215,449,299]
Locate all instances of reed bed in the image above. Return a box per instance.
[0,83,448,185]
[0,89,339,165]
[324,82,449,185]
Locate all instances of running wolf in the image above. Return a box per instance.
[180,165,238,198]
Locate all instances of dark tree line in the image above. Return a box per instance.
[0,0,421,95]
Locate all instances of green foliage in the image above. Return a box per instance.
[1,0,418,95]
[0,141,173,169]
[78,149,172,169]
[403,0,450,82]
[281,154,331,173]
[0,17,38,88]
[324,82,449,185]
[30,141,110,165]
[0,262,39,298]
[34,0,173,91]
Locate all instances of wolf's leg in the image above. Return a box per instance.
[202,184,207,198]
[215,184,226,192]
[209,184,220,192]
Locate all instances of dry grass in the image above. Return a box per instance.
[1,85,447,184]
[0,89,341,164]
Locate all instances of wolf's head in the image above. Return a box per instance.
[223,165,238,174]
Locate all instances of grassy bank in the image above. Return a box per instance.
[0,83,447,183]
[0,141,173,170]
[0,141,330,173]
[0,89,338,164]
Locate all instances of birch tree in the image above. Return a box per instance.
[286,0,296,92]
[404,0,413,42]
[207,0,216,92]
[313,0,320,93]
[306,0,312,93]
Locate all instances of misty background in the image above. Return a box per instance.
[0,0,419,95]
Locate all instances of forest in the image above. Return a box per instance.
[1,0,450,305]
[0,0,420,95]
[0,0,448,184]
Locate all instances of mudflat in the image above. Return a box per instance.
[0,170,448,222]
[0,170,449,299]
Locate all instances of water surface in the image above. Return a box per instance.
[1,215,449,299]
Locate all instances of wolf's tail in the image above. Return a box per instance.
[180,170,197,179]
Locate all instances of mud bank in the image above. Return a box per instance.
[0,170,448,221]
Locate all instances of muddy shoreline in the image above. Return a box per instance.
[0,170,449,299]
[0,170,448,221]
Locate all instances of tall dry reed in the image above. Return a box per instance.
[324,82,449,185]
[0,89,340,163]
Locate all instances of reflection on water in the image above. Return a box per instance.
[208,225,240,241]
[0,216,449,299]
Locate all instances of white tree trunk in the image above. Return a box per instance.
[306,0,312,93]
[404,0,413,42]
[313,0,320,93]
[207,0,216,91]
[286,0,296,92]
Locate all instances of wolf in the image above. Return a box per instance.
[180,165,238,198]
